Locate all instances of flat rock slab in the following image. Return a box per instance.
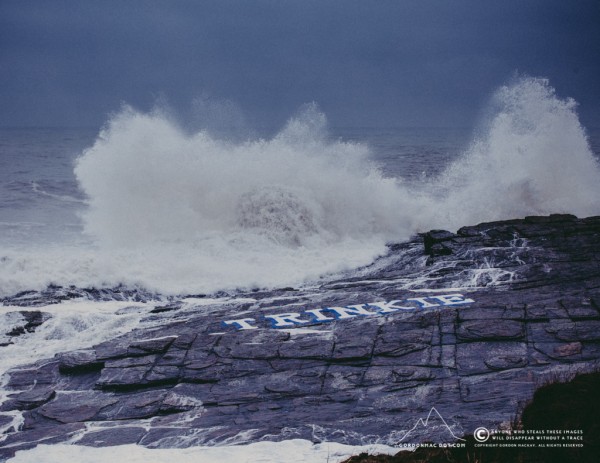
[1,214,600,459]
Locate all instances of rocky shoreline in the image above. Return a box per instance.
[1,214,600,460]
[343,371,600,463]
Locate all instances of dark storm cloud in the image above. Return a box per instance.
[1,0,599,128]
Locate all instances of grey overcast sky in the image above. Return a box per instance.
[1,0,599,129]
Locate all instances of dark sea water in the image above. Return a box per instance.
[0,127,94,245]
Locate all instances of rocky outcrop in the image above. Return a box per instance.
[1,214,599,460]
[0,311,51,347]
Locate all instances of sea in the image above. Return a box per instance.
[1,77,600,461]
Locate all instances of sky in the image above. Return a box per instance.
[1,0,599,129]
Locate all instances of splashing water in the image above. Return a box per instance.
[61,103,416,296]
[429,77,600,229]
[1,77,599,297]
[74,103,414,248]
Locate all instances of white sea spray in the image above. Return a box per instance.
[0,77,599,297]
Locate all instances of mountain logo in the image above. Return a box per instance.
[395,407,466,444]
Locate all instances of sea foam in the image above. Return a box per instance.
[75,102,413,248]
[430,77,600,229]
[1,77,599,297]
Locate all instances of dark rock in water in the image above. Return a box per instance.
[422,229,456,256]
[150,302,184,314]
[1,311,51,346]
[1,286,164,307]
[9,311,51,335]
[1,214,600,460]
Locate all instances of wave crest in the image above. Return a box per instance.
[431,77,600,228]
[1,77,599,297]
[74,103,410,248]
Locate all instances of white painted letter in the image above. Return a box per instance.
[325,304,376,319]
[406,297,440,308]
[305,308,335,322]
[223,318,258,330]
[367,300,415,313]
[429,294,475,305]
[264,313,309,328]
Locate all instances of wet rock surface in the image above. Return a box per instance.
[1,214,600,459]
[0,311,51,347]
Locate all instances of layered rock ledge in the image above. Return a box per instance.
[1,214,599,460]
